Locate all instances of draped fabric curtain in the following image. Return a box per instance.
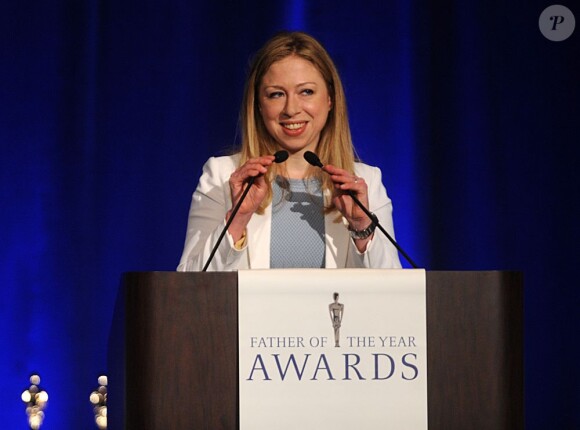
[1,0,578,427]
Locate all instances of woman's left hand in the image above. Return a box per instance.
[323,164,372,231]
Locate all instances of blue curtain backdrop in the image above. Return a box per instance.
[1,0,578,428]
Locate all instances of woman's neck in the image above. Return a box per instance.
[284,152,311,179]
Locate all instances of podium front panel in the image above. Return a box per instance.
[108,270,523,429]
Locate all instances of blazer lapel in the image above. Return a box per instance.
[325,211,349,268]
[246,204,272,269]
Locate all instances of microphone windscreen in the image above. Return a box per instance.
[274,150,289,163]
[303,151,324,167]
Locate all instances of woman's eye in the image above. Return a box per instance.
[267,91,284,99]
[301,89,314,96]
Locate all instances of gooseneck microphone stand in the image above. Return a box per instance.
[202,150,289,271]
[304,151,418,268]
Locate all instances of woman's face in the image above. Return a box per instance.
[258,55,332,156]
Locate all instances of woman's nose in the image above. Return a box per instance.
[282,94,301,117]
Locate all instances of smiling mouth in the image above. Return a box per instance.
[282,122,306,130]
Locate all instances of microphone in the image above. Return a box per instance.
[273,150,289,163]
[202,150,289,271]
[304,151,323,168]
[303,151,418,268]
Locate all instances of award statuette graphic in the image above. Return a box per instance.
[328,292,344,347]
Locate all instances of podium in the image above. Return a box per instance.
[108,271,523,429]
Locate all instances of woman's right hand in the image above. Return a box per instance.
[227,155,275,240]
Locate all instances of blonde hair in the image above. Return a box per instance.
[239,31,356,213]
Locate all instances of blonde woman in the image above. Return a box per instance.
[178,32,401,271]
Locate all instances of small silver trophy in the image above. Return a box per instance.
[89,375,108,429]
[21,374,48,429]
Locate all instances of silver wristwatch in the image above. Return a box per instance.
[348,215,378,240]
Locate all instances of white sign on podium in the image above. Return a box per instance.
[238,269,427,430]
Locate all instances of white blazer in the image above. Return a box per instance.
[177,155,402,271]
